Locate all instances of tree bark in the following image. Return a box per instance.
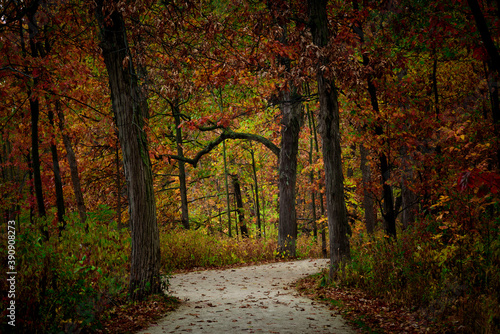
[173,105,190,229]
[231,174,248,237]
[309,0,351,276]
[95,0,161,300]
[277,89,302,257]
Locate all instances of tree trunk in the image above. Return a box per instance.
[56,103,88,231]
[173,105,190,229]
[277,89,302,257]
[250,148,262,237]
[48,107,66,234]
[231,174,248,237]
[467,0,500,166]
[309,0,351,276]
[222,139,232,237]
[95,1,161,300]
[26,5,47,240]
[115,137,124,229]
[360,144,376,234]
[307,105,318,239]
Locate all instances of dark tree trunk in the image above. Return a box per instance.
[26,5,47,238]
[30,98,46,220]
[231,174,248,238]
[307,105,318,239]
[250,148,262,237]
[266,0,302,258]
[173,106,190,229]
[48,107,66,234]
[309,0,351,276]
[56,103,88,231]
[95,1,161,300]
[222,140,232,237]
[278,89,302,257]
[467,0,500,167]
[360,144,376,234]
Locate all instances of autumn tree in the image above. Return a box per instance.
[265,0,304,257]
[308,0,351,274]
[94,0,161,300]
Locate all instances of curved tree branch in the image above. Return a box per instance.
[166,128,280,167]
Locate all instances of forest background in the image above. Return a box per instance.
[1,0,499,333]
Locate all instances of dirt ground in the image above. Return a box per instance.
[138,258,356,334]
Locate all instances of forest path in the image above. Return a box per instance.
[139,259,356,334]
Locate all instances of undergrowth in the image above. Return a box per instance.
[333,213,500,333]
[160,227,326,271]
[0,206,133,333]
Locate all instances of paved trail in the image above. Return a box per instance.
[139,259,356,334]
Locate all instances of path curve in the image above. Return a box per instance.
[139,259,356,334]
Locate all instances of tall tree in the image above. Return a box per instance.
[25,2,48,240]
[277,88,302,257]
[95,0,161,300]
[172,103,190,229]
[267,0,303,257]
[308,0,351,275]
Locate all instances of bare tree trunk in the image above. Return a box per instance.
[56,103,88,231]
[95,1,161,300]
[309,0,351,276]
[278,89,302,257]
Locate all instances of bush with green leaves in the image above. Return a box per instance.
[0,206,130,333]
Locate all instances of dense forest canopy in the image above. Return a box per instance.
[1,0,499,332]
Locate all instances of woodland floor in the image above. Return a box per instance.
[137,258,356,334]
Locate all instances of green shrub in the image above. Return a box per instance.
[0,207,130,333]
